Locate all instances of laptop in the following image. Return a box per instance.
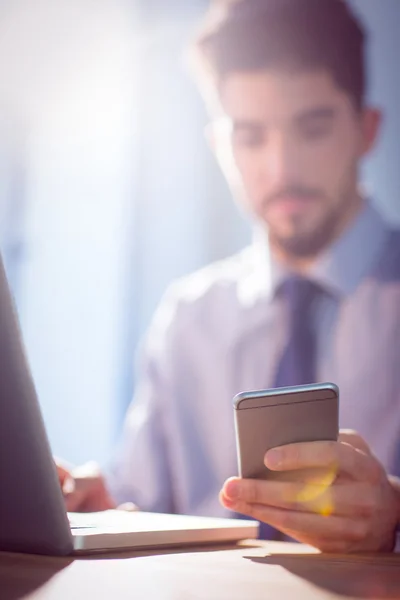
[0,254,258,556]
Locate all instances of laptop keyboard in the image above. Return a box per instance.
[68,510,140,530]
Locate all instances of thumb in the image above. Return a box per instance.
[339,430,372,454]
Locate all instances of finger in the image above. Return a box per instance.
[75,477,116,512]
[338,430,372,454]
[222,477,333,514]
[56,464,71,485]
[64,490,87,512]
[265,440,379,482]
[65,488,115,512]
[55,464,76,498]
[72,461,101,479]
[222,478,374,518]
[54,457,74,471]
[220,494,367,544]
[64,479,99,512]
[117,503,140,512]
[62,475,76,495]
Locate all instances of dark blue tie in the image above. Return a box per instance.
[258,276,321,540]
[274,276,321,388]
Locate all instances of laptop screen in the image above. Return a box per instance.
[0,254,73,555]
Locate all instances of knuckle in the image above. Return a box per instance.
[319,540,347,554]
[368,460,383,484]
[286,484,303,509]
[96,476,107,493]
[65,494,79,512]
[246,480,260,504]
[241,502,262,521]
[244,502,258,520]
[339,429,358,438]
[342,431,372,454]
[279,511,294,532]
[331,518,357,542]
[350,520,368,542]
[287,445,301,468]
[358,493,376,518]
[339,429,361,443]
[57,464,69,483]
[326,441,339,465]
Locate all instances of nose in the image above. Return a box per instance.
[262,132,300,187]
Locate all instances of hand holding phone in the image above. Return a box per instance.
[223,392,397,554]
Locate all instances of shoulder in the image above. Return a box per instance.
[146,248,252,354]
[373,228,400,282]
[159,248,251,323]
[169,248,251,307]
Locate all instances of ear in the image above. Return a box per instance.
[204,122,217,154]
[360,107,383,156]
[204,119,240,192]
[204,120,229,169]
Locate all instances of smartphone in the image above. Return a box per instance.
[233,383,339,481]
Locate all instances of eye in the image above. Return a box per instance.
[299,119,334,141]
[233,126,265,148]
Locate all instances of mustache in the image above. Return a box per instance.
[266,186,324,205]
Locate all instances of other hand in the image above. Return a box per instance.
[56,460,117,512]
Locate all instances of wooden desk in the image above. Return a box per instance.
[1,541,400,600]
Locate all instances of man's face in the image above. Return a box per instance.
[215,70,378,257]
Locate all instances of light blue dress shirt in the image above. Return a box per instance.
[107,202,400,518]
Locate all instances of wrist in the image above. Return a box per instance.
[388,476,400,552]
[388,476,400,522]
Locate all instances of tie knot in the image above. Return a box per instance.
[280,276,322,314]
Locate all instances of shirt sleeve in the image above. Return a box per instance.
[104,285,181,513]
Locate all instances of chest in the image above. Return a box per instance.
[172,282,400,476]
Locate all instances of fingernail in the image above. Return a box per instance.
[62,476,75,495]
[265,448,282,469]
[224,479,241,500]
[118,503,139,512]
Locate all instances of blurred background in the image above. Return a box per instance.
[0,0,399,466]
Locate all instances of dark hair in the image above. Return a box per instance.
[191,0,366,110]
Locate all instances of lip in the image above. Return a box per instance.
[269,196,316,215]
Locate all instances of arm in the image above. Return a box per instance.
[105,286,181,513]
[388,475,400,552]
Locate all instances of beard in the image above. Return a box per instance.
[268,208,343,258]
[264,184,358,258]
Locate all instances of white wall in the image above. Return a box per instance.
[0,0,140,465]
[351,0,400,223]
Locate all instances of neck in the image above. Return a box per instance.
[271,246,316,274]
[271,195,365,275]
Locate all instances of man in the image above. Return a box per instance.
[60,0,400,552]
